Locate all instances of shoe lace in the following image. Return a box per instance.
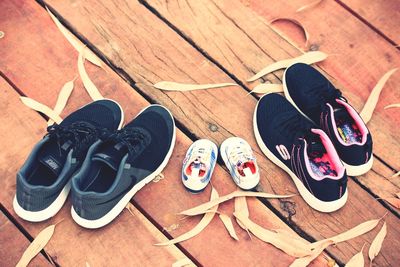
[106,127,146,157]
[47,122,109,158]
[228,145,254,167]
[190,147,208,163]
[278,111,314,142]
[305,83,346,113]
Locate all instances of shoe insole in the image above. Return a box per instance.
[309,153,338,178]
[82,164,117,193]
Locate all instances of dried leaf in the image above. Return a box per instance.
[310,218,381,249]
[296,0,323,12]
[180,191,294,216]
[384,198,400,209]
[154,81,238,91]
[384,103,400,109]
[234,195,249,231]
[396,192,400,198]
[46,7,102,67]
[233,212,312,257]
[16,224,56,267]
[155,187,219,246]
[270,18,309,46]
[20,97,63,124]
[172,258,193,267]
[218,214,239,241]
[368,222,387,262]
[78,49,104,101]
[391,171,400,178]
[289,240,333,267]
[247,51,327,81]
[360,68,398,123]
[153,173,165,183]
[250,83,283,94]
[345,244,365,267]
[86,262,91,267]
[47,78,76,125]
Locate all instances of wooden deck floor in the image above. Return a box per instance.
[0,0,399,266]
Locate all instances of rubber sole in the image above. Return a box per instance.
[71,105,176,229]
[13,100,125,222]
[282,67,373,176]
[253,96,348,213]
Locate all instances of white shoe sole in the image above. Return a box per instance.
[13,101,125,222]
[253,97,348,213]
[71,105,176,229]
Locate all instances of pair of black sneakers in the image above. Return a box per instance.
[14,100,176,228]
[254,63,373,212]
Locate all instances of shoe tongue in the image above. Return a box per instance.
[38,139,74,176]
[92,142,128,171]
[306,133,325,158]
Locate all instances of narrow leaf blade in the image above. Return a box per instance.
[48,78,75,125]
[345,245,365,267]
[78,49,104,101]
[368,222,387,262]
[289,240,333,267]
[20,97,63,124]
[154,81,238,91]
[296,0,323,12]
[250,83,283,94]
[219,214,239,241]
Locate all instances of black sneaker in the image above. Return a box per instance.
[283,63,373,176]
[71,105,176,228]
[13,100,124,222]
[254,93,347,212]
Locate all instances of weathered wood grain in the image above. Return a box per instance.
[338,0,400,45]
[38,0,400,265]
[0,208,51,266]
[0,1,331,266]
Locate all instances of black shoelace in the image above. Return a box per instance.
[106,127,147,157]
[47,122,109,158]
[279,111,314,142]
[305,82,346,114]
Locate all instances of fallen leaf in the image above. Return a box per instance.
[172,258,193,267]
[396,192,400,198]
[219,213,239,241]
[86,262,91,267]
[250,83,283,94]
[310,218,381,249]
[20,97,63,124]
[270,18,309,46]
[16,224,56,267]
[247,51,327,81]
[391,171,400,178]
[360,68,398,123]
[384,103,400,109]
[48,77,76,125]
[154,81,238,91]
[180,191,294,216]
[296,0,323,12]
[289,240,333,267]
[234,195,249,231]
[46,7,102,67]
[345,244,365,267]
[233,212,312,257]
[78,49,104,101]
[368,222,387,263]
[153,173,165,183]
[384,198,400,209]
[155,187,219,246]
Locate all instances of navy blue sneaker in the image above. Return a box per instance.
[254,93,347,212]
[283,63,373,176]
[13,100,123,222]
[71,105,176,229]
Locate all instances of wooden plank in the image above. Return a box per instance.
[0,210,51,267]
[0,77,188,266]
[37,0,400,265]
[36,0,399,265]
[0,1,330,266]
[337,0,400,45]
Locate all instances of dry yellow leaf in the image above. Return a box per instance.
[296,0,323,12]
[78,49,104,101]
[270,18,309,46]
[20,97,63,124]
[345,244,365,267]
[247,51,327,81]
[384,198,400,209]
[359,68,398,123]
[384,103,400,109]
[46,7,102,67]
[47,77,76,125]
[172,258,193,267]
[218,213,239,241]
[310,218,381,249]
[250,83,283,94]
[368,222,387,262]
[16,224,56,267]
[233,212,312,257]
[155,187,219,246]
[154,81,238,91]
[391,171,400,178]
[289,240,333,267]
[396,192,400,198]
[180,191,294,216]
[234,195,249,231]
[153,173,165,183]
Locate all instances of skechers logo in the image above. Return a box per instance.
[276,145,290,160]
